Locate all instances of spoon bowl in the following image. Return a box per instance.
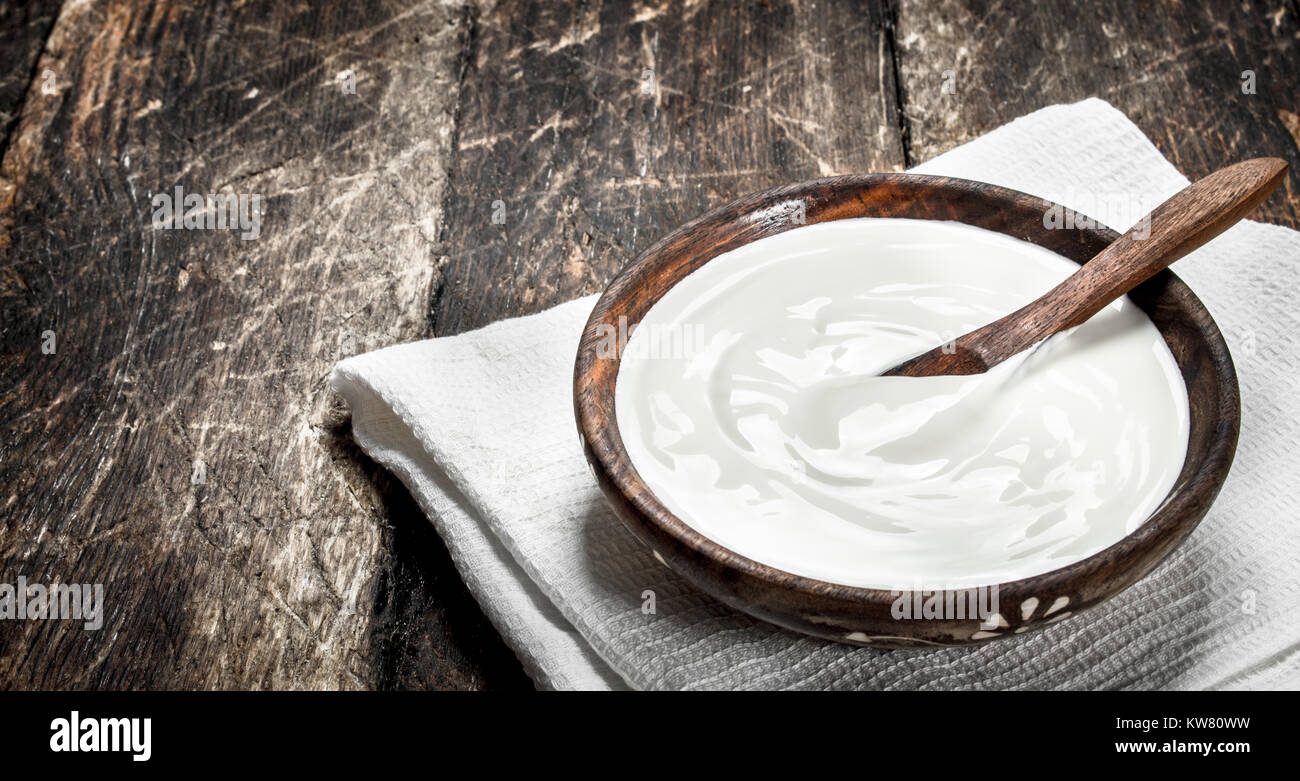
[574,174,1240,647]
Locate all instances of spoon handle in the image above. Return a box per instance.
[958,157,1288,369]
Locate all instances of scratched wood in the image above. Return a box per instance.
[0,0,528,690]
[892,0,1300,228]
[4,0,1299,690]
[431,0,906,335]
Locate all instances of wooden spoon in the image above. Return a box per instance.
[883,157,1289,377]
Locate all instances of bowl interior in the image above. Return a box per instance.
[574,173,1239,615]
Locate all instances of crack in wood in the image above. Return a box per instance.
[882,0,915,169]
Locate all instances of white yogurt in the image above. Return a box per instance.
[614,218,1189,589]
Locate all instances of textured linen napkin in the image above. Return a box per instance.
[331,99,1300,690]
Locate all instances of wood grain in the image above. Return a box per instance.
[0,1,60,160]
[893,0,1300,229]
[1,0,1295,688]
[431,0,906,336]
[0,0,526,689]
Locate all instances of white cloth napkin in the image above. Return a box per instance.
[331,99,1300,690]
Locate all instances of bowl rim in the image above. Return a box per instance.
[574,172,1240,609]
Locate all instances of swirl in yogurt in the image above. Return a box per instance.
[614,218,1189,589]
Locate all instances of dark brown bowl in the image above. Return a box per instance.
[573,174,1239,648]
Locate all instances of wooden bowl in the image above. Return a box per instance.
[573,174,1239,648]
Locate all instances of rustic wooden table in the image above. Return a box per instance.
[1,0,1296,690]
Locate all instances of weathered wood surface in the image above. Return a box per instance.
[2,0,1298,689]
[434,0,905,334]
[0,1,60,154]
[0,0,527,690]
[893,0,1300,228]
